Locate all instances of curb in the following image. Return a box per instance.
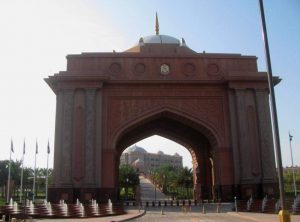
[118,209,146,222]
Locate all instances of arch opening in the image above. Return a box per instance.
[114,111,219,201]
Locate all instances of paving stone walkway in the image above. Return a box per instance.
[139,175,169,201]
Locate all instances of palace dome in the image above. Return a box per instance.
[140,34,180,45]
[174,152,180,157]
[126,145,147,153]
[125,13,194,53]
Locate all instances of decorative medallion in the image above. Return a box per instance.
[207,63,220,76]
[183,63,196,76]
[134,63,146,74]
[160,64,170,75]
[109,63,121,74]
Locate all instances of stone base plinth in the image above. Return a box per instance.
[236,183,278,200]
[48,187,118,204]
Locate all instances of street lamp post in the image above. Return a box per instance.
[289,132,297,197]
[154,173,157,202]
[126,178,129,200]
[155,181,157,202]
[258,0,290,220]
[163,175,166,193]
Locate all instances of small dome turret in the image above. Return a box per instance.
[126,145,147,153]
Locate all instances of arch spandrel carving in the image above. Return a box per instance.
[109,106,222,151]
[104,96,225,150]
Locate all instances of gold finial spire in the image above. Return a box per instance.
[155,12,159,35]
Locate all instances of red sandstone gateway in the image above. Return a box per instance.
[45,25,279,203]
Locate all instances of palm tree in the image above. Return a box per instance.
[176,167,193,198]
[119,165,139,199]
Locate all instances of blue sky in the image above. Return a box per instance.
[0,0,299,169]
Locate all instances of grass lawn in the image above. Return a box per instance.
[0,197,6,206]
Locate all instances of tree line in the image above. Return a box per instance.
[147,164,193,199]
[118,164,193,200]
[0,160,52,198]
[283,169,300,196]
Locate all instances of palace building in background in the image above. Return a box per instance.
[120,145,183,173]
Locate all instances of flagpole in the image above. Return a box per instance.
[289,132,297,197]
[33,140,38,203]
[20,139,25,203]
[7,139,13,203]
[46,140,50,201]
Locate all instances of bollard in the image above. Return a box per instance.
[216,203,221,213]
[234,196,238,213]
[11,219,16,222]
[278,210,291,222]
[161,206,164,215]
[202,204,206,214]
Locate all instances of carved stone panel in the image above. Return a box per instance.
[72,90,85,184]
[255,90,276,182]
[235,89,252,182]
[236,89,263,183]
[105,94,225,148]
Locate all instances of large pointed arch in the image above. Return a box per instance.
[113,106,221,153]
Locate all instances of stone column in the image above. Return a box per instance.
[95,87,103,187]
[85,88,96,186]
[53,90,63,186]
[214,147,234,200]
[101,149,118,202]
[60,89,74,186]
[228,89,241,185]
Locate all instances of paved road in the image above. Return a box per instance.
[130,210,253,222]
[129,209,300,222]
[139,175,170,201]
